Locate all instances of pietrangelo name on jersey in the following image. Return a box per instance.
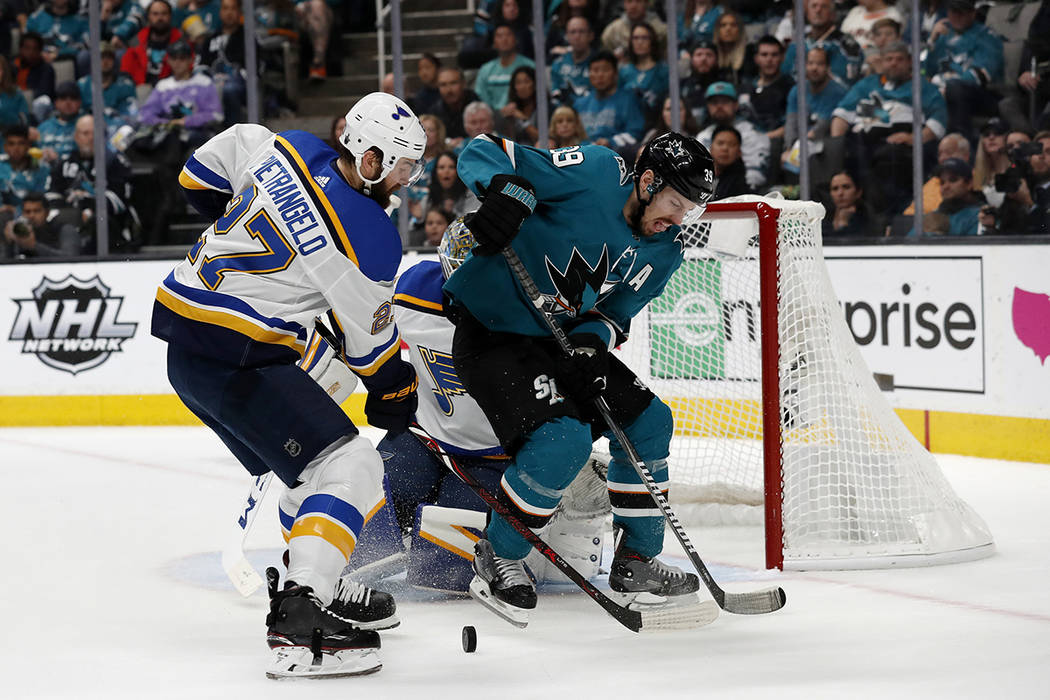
[252,154,328,256]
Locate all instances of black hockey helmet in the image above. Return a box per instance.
[634,132,715,207]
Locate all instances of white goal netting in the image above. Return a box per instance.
[616,195,994,570]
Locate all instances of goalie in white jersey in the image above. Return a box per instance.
[150,93,426,680]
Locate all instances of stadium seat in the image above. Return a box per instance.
[985,1,1040,42]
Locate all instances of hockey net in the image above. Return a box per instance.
[615,195,994,571]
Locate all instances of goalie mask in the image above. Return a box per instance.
[438,216,475,280]
[341,92,427,192]
[633,132,715,228]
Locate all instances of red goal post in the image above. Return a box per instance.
[615,195,995,571]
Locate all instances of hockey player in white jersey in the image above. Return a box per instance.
[150,92,426,679]
[302,219,610,593]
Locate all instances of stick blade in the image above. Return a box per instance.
[223,551,264,597]
[721,586,787,615]
[638,599,720,632]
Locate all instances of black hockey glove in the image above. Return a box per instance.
[467,173,537,256]
[364,366,419,435]
[554,333,609,405]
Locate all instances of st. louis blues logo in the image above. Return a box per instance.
[540,246,610,317]
[391,105,412,120]
[419,346,467,415]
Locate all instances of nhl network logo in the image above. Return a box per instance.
[9,275,137,375]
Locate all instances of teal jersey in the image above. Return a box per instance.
[444,135,686,348]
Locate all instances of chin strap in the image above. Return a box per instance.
[630,180,658,234]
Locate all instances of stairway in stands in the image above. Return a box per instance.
[265,0,473,140]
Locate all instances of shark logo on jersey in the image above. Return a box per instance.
[599,246,638,295]
[542,246,610,317]
[614,155,631,186]
[418,345,467,415]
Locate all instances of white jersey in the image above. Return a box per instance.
[153,125,404,383]
[393,261,503,457]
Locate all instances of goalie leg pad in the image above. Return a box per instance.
[407,504,486,593]
[281,435,386,605]
[486,417,593,560]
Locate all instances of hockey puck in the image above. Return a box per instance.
[461,625,477,653]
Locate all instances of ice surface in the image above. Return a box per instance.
[2,426,1048,699]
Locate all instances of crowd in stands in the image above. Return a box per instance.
[4,0,1050,259]
[1,0,307,259]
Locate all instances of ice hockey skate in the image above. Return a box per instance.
[468,538,537,628]
[607,530,719,628]
[328,574,400,631]
[282,551,400,630]
[265,568,382,680]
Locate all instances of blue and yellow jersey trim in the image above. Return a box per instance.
[179,154,233,192]
[155,272,308,354]
[273,134,359,265]
[393,260,446,316]
[392,291,443,315]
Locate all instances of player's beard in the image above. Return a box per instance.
[367,179,400,210]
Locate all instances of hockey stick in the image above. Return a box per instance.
[407,424,717,633]
[501,247,786,616]
[310,318,714,631]
[222,472,273,596]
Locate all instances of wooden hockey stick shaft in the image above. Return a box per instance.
[221,472,273,596]
[501,247,786,615]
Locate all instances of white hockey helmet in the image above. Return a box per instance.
[340,92,427,191]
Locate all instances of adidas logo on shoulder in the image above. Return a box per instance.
[314,175,330,188]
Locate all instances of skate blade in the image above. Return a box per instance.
[265,645,382,680]
[349,613,401,632]
[468,576,530,629]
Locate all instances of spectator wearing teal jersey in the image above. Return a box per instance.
[923,0,1004,143]
[474,23,535,112]
[0,57,30,136]
[782,46,847,186]
[549,15,595,106]
[37,80,82,165]
[0,125,50,219]
[26,0,89,64]
[832,41,948,214]
[678,0,724,49]
[618,22,669,124]
[573,50,645,157]
[101,0,145,49]
[76,42,139,128]
[780,0,862,86]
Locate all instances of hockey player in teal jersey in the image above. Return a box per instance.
[443,132,717,626]
[151,92,426,678]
